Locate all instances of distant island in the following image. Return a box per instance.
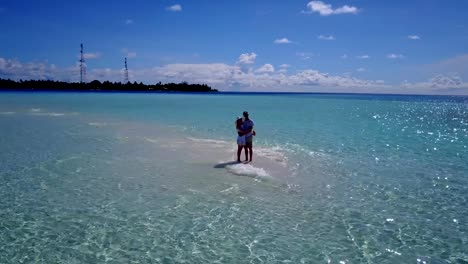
[0,79,218,93]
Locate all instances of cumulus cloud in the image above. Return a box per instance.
[387,54,405,59]
[83,52,101,59]
[318,35,335,40]
[0,57,387,92]
[0,57,59,80]
[278,64,290,73]
[256,64,275,73]
[305,1,359,16]
[0,57,127,83]
[125,19,134,25]
[4,56,468,94]
[288,70,384,90]
[149,63,242,85]
[401,74,468,94]
[408,35,420,40]
[148,63,387,92]
[89,68,122,81]
[167,4,182,12]
[122,48,137,59]
[237,52,257,64]
[297,52,313,60]
[357,55,370,59]
[274,38,292,44]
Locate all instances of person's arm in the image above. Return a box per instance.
[243,125,253,136]
[245,121,254,133]
[237,128,246,135]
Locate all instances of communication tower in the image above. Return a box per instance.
[124,57,129,83]
[79,44,86,83]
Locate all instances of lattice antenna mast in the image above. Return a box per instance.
[124,57,129,83]
[79,43,86,83]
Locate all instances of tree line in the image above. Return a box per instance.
[0,79,218,92]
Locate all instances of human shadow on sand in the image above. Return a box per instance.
[213,161,242,169]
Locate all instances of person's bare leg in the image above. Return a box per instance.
[237,145,243,162]
[248,147,253,162]
[244,147,248,161]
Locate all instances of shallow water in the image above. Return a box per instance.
[0,92,467,263]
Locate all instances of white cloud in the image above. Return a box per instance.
[167,4,182,12]
[357,67,366,72]
[150,63,241,85]
[428,74,463,88]
[237,52,257,64]
[122,48,137,59]
[0,57,387,91]
[127,52,137,59]
[287,70,384,89]
[0,57,59,80]
[318,35,335,40]
[408,35,420,40]
[89,68,121,81]
[256,64,275,73]
[125,19,134,25]
[278,64,290,73]
[401,74,468,93]
[4,56,468,94]
[334,5,359,14]
[357,55,370,59]
[83,52,101,59]
[297,52,313,60]
[305,1,359,16]
[149,64,387,92]
[387,54,405,59]
[274,38,292,44]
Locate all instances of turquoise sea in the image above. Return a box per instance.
[0,92,467,263]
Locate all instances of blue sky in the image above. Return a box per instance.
[1,0,468,94]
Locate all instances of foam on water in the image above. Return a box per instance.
[31,112,76,117]
[187,136,231,146]
[88,122,107,127]
[225,162,270,178]
[144,137,159,143]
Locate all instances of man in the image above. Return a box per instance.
[242,111,255,162]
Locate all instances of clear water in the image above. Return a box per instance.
[0,92,467,263]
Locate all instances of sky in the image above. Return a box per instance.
[1,0,468,94]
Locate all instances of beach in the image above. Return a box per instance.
[0,92,467,263]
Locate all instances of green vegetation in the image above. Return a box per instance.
[0,79,218,92]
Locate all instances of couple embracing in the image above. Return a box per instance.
[235,111,255,163]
